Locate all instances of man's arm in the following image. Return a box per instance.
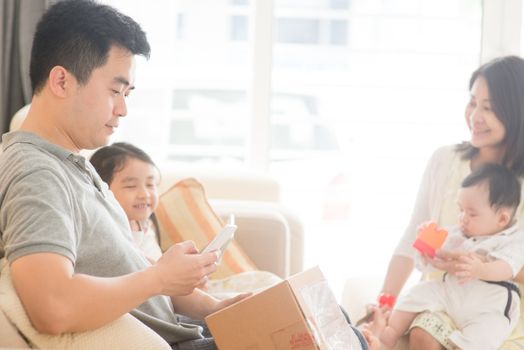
[170,289,250,320]
[11,241,217,335]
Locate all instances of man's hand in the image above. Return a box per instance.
[152,241,218,296]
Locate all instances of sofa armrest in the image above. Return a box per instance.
[340,275,383,323]
[211,200,304,278]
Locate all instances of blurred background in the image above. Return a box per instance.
[101,0,522,297]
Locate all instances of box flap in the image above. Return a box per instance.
[288,267,363,349]
[206,267,363,350]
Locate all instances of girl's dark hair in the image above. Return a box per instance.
[89,142,157,185]
[90,142,161,245]
[457,56,524,176]
[461,163,521,211]
[31,0,150,94]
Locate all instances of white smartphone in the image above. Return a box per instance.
[201,214,237,262]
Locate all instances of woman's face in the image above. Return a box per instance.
[466,76,506,150]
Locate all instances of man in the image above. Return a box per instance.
[0,1,243,349]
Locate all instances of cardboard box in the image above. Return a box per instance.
[205,267,363,349]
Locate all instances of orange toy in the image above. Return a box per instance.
[412,222,448,258]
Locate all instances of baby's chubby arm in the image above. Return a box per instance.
[454,254,513,283]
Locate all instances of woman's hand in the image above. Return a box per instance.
[428,249,485,276]
[426,249,462,274]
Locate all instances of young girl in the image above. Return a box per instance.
[90,142,163,262]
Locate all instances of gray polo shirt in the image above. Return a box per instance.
[0,131,202,344]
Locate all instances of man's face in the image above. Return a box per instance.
[68,46,136,151]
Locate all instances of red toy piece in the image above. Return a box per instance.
[412,222,448,258]
[378,293,396,308]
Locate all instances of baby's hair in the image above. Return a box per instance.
[461,163,521,211]
[90,142,159,185]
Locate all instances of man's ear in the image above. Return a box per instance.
[497,208,512,228]
[48,66,73,98]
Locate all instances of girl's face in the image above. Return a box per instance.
[110,157,159,225]
[466,77,506,150]
[457,183,510,237]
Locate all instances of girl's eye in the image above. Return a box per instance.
[111,89,120,96]
[124,185,136,189]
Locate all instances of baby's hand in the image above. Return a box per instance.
[454,253,483,283]
[361,306,388,338]
[361,328,381,350]
[416,221,435,235]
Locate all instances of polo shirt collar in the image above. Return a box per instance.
[2,130,77,162]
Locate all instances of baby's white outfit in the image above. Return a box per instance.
[396,223,524,350]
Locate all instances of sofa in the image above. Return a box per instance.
[0,106,305,349]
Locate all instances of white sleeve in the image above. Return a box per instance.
[393,147,452,259]
[488,232,524,277]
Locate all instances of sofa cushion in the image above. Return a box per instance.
[0,259,170,350]
[0,307,28,348]
[155,177,257,279]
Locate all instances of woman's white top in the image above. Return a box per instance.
[394,145,524,259]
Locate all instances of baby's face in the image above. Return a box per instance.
[110,157,159,225]
[457,183,506,237]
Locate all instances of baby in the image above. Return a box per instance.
[376,163,524,349]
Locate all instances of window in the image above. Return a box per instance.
[104,0,488,296]
[276,18,320,44]
[330,20,348,45]
[231,15,248,41]
[176,13,185,40]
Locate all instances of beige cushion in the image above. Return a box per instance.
[0,259,170,350]
[0,307,28,348]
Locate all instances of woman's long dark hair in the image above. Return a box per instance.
[90,142,162,246]
[457,56,524,176]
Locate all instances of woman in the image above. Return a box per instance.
[380,56,524,349]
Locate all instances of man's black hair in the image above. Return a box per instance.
[30,0,150,94]
[461,163,521,210]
